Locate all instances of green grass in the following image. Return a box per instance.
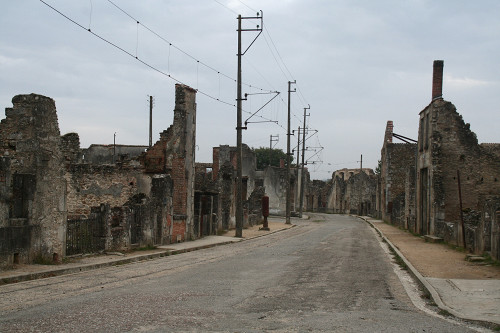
[32,255,57,265]
[388,246,408,270]
[482,253,500,266]
[438,309,452,317]
[134,244,157,251]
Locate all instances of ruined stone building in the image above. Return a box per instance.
[1,84,197,267]
[1,94,67,266]
[378,60,500,260]
[416,61,500,257]
[323,168,377,215]
[379,121,417,228]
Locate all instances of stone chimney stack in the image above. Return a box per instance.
[384,120,393,144]
[432,60,444,100]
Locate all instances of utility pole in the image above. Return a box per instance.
[269,134,279,167]
[299,105,310,218]
[113,132,116,164]
[296,127,301,169]
[360,154,363,171]
[285,80,296,224]
[149,96,153,147]
[236,12,263,237]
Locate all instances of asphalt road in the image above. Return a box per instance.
[0,214,485,332]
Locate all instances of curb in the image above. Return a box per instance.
[0,225,295,286]
[358,216,496,327]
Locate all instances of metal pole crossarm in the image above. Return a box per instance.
[306,147,324,163]
[238,11,263,56]
[245,120,278,125]
[244,91,280,125]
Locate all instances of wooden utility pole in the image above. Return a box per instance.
[286,80,296,224]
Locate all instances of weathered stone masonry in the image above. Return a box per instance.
[0,94,67,266]
[1,84,197,266]
[379,121,417,227]
[377,60,500,260]
[143,84,197,241]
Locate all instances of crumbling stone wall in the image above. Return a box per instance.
[65,164,151,218]
[194,163,219,237]
[82,144,147,165]
[483,198,500,260]
[324,169,376,215]
[305,179,327,212]
[379,121,417,224]
[0,94,67,266]
[405,166,417,231]
[142,84,197,242]
[261,166,288,215]
[416,99,500,248]
[326,176,346,213]
[247,186,265,226]
[217,161,234,230]
[344,172,377,216]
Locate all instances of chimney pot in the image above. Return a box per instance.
[432,60,444,100]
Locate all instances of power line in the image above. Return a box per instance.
[106,0,272,94]
[39,0,239,107]
[41,0,295,135]
[209,0,308,130]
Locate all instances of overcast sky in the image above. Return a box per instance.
[1,0,499,179]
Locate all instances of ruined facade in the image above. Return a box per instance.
[323,168,377,215]
[416,63,500,254]
[1,94,67,266]
[378,60,500,260]
[379,121,417,227]
[0,84,197,267]
[210,144,266,229]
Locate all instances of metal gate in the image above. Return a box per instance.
[66,217,105,256]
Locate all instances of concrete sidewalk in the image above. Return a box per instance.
[0,219,293,286]
[360,216,500,327]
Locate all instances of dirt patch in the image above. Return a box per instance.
[372,221,500,280]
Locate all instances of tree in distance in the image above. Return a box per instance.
[253,147,293,169]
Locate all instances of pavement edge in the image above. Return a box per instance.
[0,224,296,286]
[357,216,497,328]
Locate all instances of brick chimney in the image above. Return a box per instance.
[384,120,393,144]
[432,60,444,100]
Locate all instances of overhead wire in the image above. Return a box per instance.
[39,0,284,130]
[39,0,238,108]
[106,0,272,93]
[105,0,284,128]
